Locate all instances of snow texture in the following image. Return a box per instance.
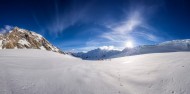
[0,49,190,94]
[0,40,3,49]
[39,46,46,50]
[18,39,31,47]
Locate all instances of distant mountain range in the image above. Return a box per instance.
[1,26,190,60]
[73,48,121,60]
[73,39,190,60]
[0,27,65,54]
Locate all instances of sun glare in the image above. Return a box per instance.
[125,41,134,48]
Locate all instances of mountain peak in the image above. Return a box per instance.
[0,26,64,53]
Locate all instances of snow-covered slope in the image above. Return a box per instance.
[0,27,63,53]
[0,49,190,94]
[74,39,190,60]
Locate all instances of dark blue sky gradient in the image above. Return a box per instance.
[0,0,190,52]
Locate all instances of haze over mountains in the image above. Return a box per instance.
[73,39,190,60]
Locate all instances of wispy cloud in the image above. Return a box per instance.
[98,8,161,49]
[31,0,165,52]
[84,11,144,48]
[99,45,120,50]
[112,11,142,34]
[32,0,94,37]
[0,25,13,34]
[45,0,94,37]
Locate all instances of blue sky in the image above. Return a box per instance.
[0,0,190,52]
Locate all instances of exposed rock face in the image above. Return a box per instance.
[0,27,63,53]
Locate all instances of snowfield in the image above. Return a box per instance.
[0,49,190,94]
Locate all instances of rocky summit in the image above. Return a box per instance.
[0,27,63,53]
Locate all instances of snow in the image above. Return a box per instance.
[46,43,59,52]
[17,28,26,33]
[9,30,13,33]
[39,46,46,50]
[18,39,31,47]
[0,40,3,49]
[31,32,43,41]
[0,49,190,94]
[14,46,18,49]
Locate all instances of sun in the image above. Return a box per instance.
[125,41,134,48]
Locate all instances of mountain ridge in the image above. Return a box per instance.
[73,39,190,60]
[0,26,65,54]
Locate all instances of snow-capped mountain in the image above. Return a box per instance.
[72,48,120,60]
[115,39,190,57]
[74,39,190,60]
[0,27,63,53]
